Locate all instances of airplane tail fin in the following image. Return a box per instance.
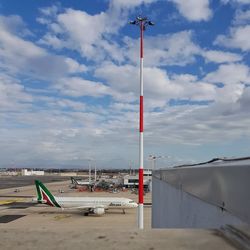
[71,177,78,185]
[35,180,60,207]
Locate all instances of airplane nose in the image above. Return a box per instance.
[134,203,138,208]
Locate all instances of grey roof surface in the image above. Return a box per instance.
[174,156,250,168]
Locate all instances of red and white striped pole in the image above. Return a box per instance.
[129,16,154,230]
[138,20,144,229]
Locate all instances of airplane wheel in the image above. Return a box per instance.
[84,212,89,216]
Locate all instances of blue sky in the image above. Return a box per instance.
[0,0,250,169]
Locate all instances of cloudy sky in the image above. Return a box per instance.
[0,0,250,169]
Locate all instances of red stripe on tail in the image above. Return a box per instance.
[41,190,54,207]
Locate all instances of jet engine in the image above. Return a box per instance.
[93,207,105,215]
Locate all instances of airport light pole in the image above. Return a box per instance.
[88,159,91,185]
[148,155,164,170]
[94,160,97,183]
[149,155,171,169]
[129,16,154,230]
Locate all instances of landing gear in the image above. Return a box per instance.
[84,212,89,216]
[122,209,125,214]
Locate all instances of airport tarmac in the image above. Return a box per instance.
[0,177,240,250]
[0,175,69,189]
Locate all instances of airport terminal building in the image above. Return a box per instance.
[123,170,152,189]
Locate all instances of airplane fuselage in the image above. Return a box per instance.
[53,196,137,209]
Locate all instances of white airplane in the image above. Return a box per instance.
[34,180,138,216]
[70,177,92,189]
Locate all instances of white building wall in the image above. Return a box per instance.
[21,169,44,176]
[31,170,44,176]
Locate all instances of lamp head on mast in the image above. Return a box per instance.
[129,15,155,30]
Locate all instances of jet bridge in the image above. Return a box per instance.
[152,157,250,228]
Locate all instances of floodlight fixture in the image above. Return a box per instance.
[129,20,137,25]
[129,15,155,31]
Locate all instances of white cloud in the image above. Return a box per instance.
[110,0,156,9]
[0,15,32,37]
[204,63,250,85]
[37,1,164,63]
[170,74,217,101]
[214,5,250,52]
[64,58,87,73]
[237,87,250,109]
[110,102,138,112]
[38,34,64,49]
[54,77,110,97]
[144,83,250,147]
[0,110,104,166]
[221,0,250,4]
[55,99,86,111]
[234,9,250,25]
[125,31,243,66]
[38,7,128,62]
[40,5,60,16]
[170,0,212,21]
[95,62,138,92]
[0,73,33,111]
[2,84,250,168]
[215,25,250,51]
[95,62,217,109]
[216,84,245,103]
[124,31,201,66]
[0,15,87,80]
[202,50,242,63]
[57,9,108,53]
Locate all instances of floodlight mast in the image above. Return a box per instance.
[129,15,154,230]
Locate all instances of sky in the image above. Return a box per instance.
[0,0,250,169]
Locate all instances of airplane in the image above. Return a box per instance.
[34,180,138,216]
[70,177,113,192]
[70,177,91,189]
[71,177,91,186]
